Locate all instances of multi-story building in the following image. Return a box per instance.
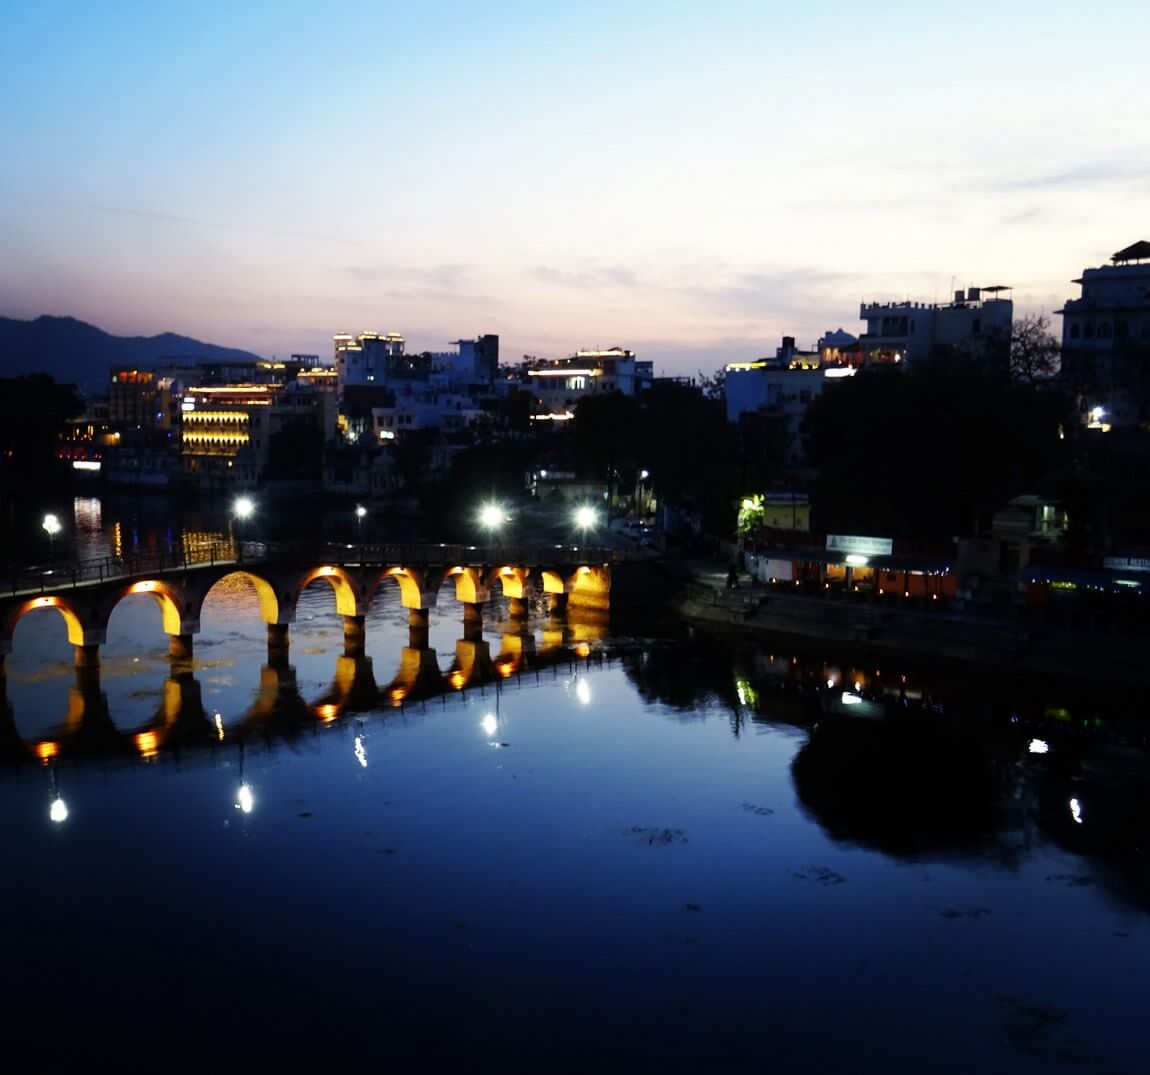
[724,334,860,467]
[180,383,337,488]
[1058,240,1150,430]
[858,286,1013,366]
[333,331,407,392]
[526,347,643,417]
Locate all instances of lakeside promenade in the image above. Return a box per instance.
[662,552,1145,687]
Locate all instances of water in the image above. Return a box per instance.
[3,503,1149,1072]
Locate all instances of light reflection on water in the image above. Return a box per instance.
[2,588,1149,1072]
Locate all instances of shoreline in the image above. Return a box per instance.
[649,555,1145,687]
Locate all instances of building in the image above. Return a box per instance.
[724,334,860,467]
[526,347,642,417]
[1058,240,1150,430]
[333,331,407,392]
[858,286,1013,367]
[180,382,337,489]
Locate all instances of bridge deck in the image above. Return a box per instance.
[3,541,631,599]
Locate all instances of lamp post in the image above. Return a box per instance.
[479,503,507,551]
[232,496,254,561]
[355,504,367,550]
[42,513,62,562]
[573,505,598,541]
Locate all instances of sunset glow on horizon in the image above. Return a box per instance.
[2,0,1147,375]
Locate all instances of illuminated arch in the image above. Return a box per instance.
[539,570,568,596]
[375,566,430,610]
[202,570,281,625]
[6,596,88,648]
[112,580,187,636]
[485,566,532,600]
[443,565,485,604]
[296,565,361,618]
[568,565,611,612]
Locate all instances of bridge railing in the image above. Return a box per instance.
[2,539,641,597]
[2,540,245,597]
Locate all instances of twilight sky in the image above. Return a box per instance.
[2,0,1147,376]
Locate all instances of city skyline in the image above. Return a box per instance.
[2,0,1147,375]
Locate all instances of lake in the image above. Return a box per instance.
[2,499,1148,1072]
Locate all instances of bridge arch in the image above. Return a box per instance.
[3,596,88,650]
[295,565,361,618]
[485,565,534,600]
[107,580,189,637]
[372,567,431,610]
[195,570,283,625]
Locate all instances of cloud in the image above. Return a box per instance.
[22,194,366,246]
[983,160,1150,192]
[530,263,638,290]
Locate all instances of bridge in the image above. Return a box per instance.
[0,540,625,681]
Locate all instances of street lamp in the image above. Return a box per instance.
[479,503,507,547]
[573,505,598,537]
[232,496,255,560]
[42,513,62,560]
[355,504,367,546]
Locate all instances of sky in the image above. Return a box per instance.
[1,0,1148,377]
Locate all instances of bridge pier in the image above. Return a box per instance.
[463,602,484,626]
[74,644,102,693]
[343,615,366,657]
[169,633,194,666]
[267,623,291,665]
[548,592,569,618]
[507,596,529,621]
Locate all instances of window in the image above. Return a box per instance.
[1098,322,1111,340]
[1084,323,1094,339]
[1118,320,1129,339]
[1070,323,1080,339]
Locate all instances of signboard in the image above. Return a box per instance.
[1103,557,1150,573]
[826,534,893,557]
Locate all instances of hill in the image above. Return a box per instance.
[0,315,262,393]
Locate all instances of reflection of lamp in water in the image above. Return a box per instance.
[235,739,254,813]
[481,713,498,737]
[47,764,68,824]
[354,718,368,768]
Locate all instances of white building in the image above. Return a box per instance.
[1058,240,1150,430]
[333,331,406,392]
[725,333,860,467]
[858,286,1013,366]
[527,347,644,416]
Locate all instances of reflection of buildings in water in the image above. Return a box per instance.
[790,715,1007,858]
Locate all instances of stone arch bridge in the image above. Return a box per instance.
[0,541,621,679]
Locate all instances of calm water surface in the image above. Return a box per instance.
[3,503,1149,1072]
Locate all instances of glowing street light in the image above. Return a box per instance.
[573,505,598,534]
[479,503,508,548]
[236,782,254,814]
[42,513,62,559]
[49,796,69,824]
[232,496,255,560]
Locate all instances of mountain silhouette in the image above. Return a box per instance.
[0,315,262,392]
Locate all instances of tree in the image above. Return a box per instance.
[698,368,726,401]
[804,358,1068,540]
[1007,313,1061,386]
